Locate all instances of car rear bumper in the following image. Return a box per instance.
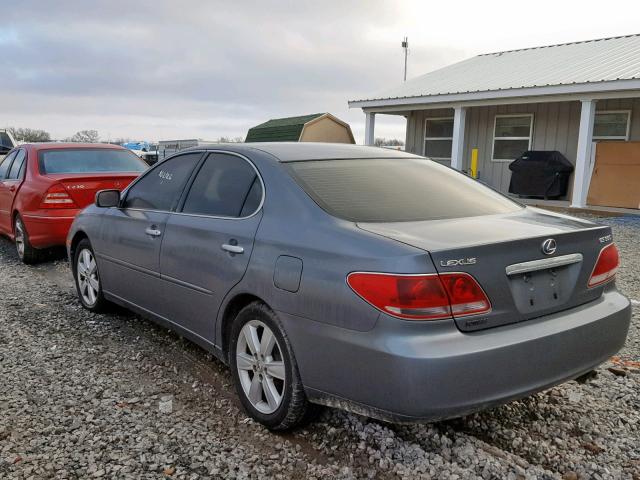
[22,211,79,248]
[278,288,631,422]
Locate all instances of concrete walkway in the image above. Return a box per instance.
[514,197,640,217]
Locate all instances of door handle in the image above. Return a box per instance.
[145,227,162,237]
[9,185,16,192]
[222,244,244,254]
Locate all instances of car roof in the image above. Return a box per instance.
[25,142,126,151]
[183,142,421,162]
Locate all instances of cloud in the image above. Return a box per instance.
[2,0,639,142]
[1,1,445,140]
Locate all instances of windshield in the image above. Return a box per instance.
[39,149,148,174]
[286,158,522,222]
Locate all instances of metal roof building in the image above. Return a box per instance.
[349,34,640,210]
[351,34,640,105]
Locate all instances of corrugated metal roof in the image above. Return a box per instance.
[245,113,325,142]
[180,142,420,162]
[351,34,640,103]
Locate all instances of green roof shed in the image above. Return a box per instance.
[245,113,355,144]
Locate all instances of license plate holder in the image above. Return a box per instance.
[506,254,582,315]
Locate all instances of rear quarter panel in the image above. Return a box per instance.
[215,150,437,344]
[67,205,105,259]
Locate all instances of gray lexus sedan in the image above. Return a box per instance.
[67,143,631,430]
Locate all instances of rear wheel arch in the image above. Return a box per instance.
[220,293,269,362]
[11,209,21,236]
[69,231,89,263]
[12,212,41,264]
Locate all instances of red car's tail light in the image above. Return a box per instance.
[40,184,77,209]
[588,243,619,288]
[347,272,490,320]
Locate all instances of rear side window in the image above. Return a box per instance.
[240,178,262,217]
[286,158,521,222]
[0,151,16,179]
[182,153,262,217]
[123,153,201,211]
[7,150,26,179]
[39,149,147,174]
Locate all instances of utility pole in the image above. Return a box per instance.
[402,36,409,81]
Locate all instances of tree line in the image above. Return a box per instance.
[7,127,100,143]
[374,137,405,147]
[6,129,398,146]
[5,128,247,144]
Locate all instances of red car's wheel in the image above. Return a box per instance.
[14,215,41,264]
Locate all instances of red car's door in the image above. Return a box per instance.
[0,150,20,234]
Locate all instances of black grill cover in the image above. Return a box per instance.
[508,150,574,199]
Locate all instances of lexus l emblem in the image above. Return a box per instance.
[541,238,557,255]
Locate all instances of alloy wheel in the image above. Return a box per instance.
[14,218,25,259]
[77,248,99,306]
[236,320,286,414]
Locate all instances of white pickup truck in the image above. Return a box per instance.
[0,129,17,160]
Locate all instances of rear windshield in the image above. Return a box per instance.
[39,149,148,174]
[286,158,522,222]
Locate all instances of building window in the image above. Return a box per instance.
[593,110,631,140]
[492,114,533,162]
[424,117,453,160]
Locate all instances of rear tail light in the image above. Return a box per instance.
[347,272,491,320]
[40,183,77,209]
[588,243,619,288]
[439,273,492,316]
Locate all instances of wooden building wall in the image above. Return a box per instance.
[404,98,640,195]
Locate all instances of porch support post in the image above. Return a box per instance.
[364,112,376,145]
[451,106,467,170]
[571,99,596,208]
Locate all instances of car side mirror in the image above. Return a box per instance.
[95,189,120,208]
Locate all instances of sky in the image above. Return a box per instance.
[2,0,640,144]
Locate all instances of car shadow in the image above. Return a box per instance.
[0,235,67,263]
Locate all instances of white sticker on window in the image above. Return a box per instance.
[159,170,173,181]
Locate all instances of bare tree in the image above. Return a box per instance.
[68,130,100,143]
[374,137,405,147]
[7,127,51,143]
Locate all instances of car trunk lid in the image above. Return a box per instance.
[46,173,139,208]
[358,208,612,331]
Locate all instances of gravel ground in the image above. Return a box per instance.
[0,214,638,480]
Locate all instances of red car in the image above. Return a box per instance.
[0,143,147,263]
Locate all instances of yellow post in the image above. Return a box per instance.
[470,148,478,178]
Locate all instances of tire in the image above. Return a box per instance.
[229,302,319,430]
[72,238,108,312]
[14,214,41,264]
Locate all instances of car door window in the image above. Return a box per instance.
[181,154,263,217]
[123,153,201,211]
[7,150,26,179]
[0,151,16,180]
